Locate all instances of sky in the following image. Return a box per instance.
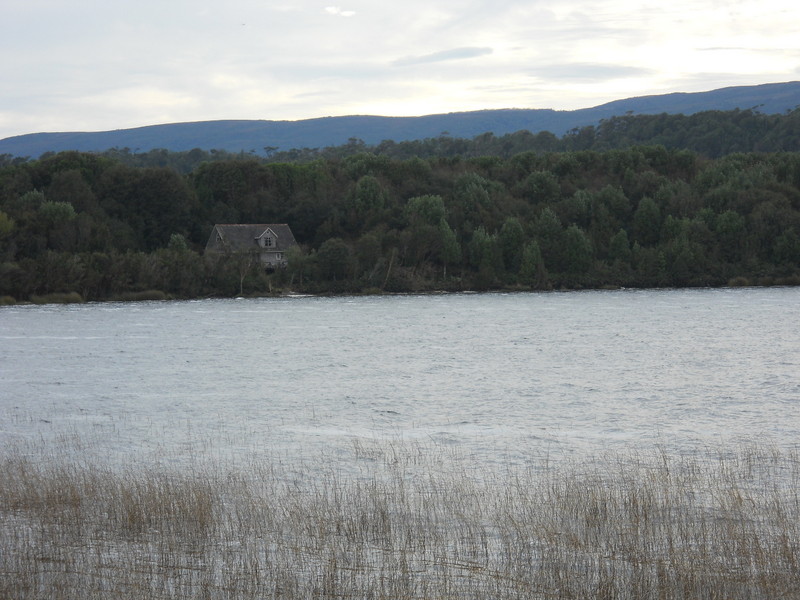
[2,0,799,141]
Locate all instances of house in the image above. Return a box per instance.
[205,224,297,269]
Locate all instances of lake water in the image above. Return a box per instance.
[2,287,799,472]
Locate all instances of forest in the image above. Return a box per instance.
[1,108,799,302]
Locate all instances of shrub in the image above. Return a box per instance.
[29,291,83,304]
[111,289,167,302]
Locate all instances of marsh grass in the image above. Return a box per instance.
[2,440,800,599]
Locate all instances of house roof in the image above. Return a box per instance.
[207,224,297,252]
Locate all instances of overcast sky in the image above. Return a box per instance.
[2,0,798,140]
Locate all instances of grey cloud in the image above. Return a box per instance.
[393,47,493,67]
[528,63,652,82]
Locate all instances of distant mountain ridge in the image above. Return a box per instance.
[2,81,799,158]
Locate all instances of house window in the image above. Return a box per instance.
[264,236,273,247]
[277,253,283,260]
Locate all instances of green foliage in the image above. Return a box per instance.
[563,224,593,274]
[405,194,446,227]
[438,220,461,276]
[168,233,189,251]
[533,207,565,273]
[632,197,662,247]
[498,217,524,273]
[354,232,383,281]
[1,137,799,299]
[608,229,632,264]
[30,291,83,304]
[285,245,313,286]
[517,170,560,204]
[0,210,15,239]
[519,240,547,288]
[38,200,76,226]
[316,237,353,281]
[773,228,800,266]
[349,175,386,216]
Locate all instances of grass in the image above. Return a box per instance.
[1,440,799,599]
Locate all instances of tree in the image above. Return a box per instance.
[133,167,198,250]
[38,200,76,228]
[773,228,800,267]
[519,240,547,288]
[317,237,353,281]
[37,201,77,251]
[498,217,525,273]
[404,194,450,270]
[0,210,16,259]
[286,245,313,286]
[168,233,189,251]
[468,226,501,287]
[47,169,99,215]
[352,175,386,215]
[5,190,45,222]
[664,234,694,286]
[632,196,662,246]
[155,245,204,297]
[563,225,593,274]
[556,190,591,227]
[355,232,384,281]
[208,251,259,296]
[608,228,632,265]
[714,210,746,263]
[0,210,15,240]
[533,207,565,272]
[595,185,631,225]
[405,194,446,227]
[517,170,560,204]
[438,219,461,278]
[450,173,492,235]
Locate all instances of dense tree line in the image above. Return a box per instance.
[1,139,799,302]
[322,108,800,163]
[3,107,798,174]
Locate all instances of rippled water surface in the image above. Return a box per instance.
[2,287,799,468]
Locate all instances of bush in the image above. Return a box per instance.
[111,289,167,302]
[727,276,752,287]
[29,291,83,304]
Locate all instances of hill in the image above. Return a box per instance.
[1,81,798,158]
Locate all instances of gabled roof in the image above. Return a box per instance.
[207,224,297,253]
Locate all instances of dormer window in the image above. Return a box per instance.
[257,228,277,248]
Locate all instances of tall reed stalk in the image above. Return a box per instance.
[1,440,799,599]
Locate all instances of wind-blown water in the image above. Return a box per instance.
[2,287,799,470]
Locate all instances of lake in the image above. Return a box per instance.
[2,287,799,471]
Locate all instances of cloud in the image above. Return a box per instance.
[393,47,493,67]
[698,47,752,52]
[528,63,653,82]
[325,6,356,17]
[2,0,800,139]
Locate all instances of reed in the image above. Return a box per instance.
[1,440,799,599]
